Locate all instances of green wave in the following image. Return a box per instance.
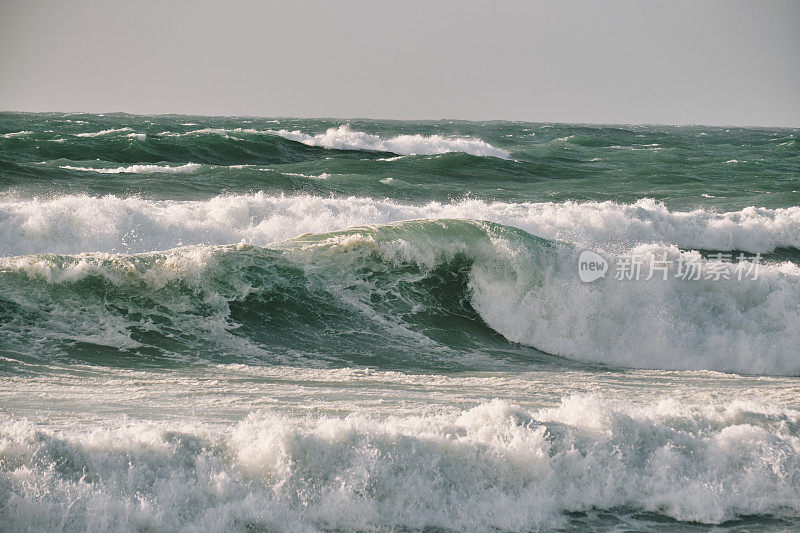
[0,220,556,371]
[2,217,800,375]
[2,112,798,209]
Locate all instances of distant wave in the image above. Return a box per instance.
[280,171,330,180]
[74,127,134,137]
[1,193,799,257]
[1,130,33,138]
[166,124,512,159]
[268,125,513,158]
[60,163,200,174]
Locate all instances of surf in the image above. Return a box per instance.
[2,192,800,257]
[2,219,799,375]
[2,395,800,531]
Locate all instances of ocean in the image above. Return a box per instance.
[1,112,799,532]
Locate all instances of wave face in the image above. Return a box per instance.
[2,113,800,531]
[1,219,798,375]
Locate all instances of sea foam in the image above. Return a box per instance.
[1,193,799,257]
[268,124,513,158]
[1,130,34,138]
[466,240,800,375]
[74,127,135,137]
[1,396,799,531]
[59,163,201,174]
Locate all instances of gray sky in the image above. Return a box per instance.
[1,0,798,126]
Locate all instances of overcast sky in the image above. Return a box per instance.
[1,0,798,126]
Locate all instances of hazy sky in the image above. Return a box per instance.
[1,0,798,126]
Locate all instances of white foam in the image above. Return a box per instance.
[282,171,330,180]
[297,220,800,375]
[160,125,511,158]
[1,194,798,257]
[466,240,800,375]
[176,127,265,136]
[189,127,263,139]
[262,125,511,159]
[269,125,512,159]
[75,127,134,137]
[59,163,200,174]
[1,396,799,530]
[1,130,33,138]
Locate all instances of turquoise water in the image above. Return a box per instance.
[1,112,800,531]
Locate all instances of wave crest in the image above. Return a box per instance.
[74,127,134,137]
[2,219,800,375]
[2,193,799,257]
[60,163,200,174]
[268,125,512,159]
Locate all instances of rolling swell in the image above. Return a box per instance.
[4,114,797,209]
[0,123,511,168]
[0,221,527,371]
[0,126,350,167]
[1,219,799,375]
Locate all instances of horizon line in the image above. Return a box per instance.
[1,109,798,130]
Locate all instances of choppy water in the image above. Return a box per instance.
[1,112,799,531]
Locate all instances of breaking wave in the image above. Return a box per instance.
[1,219,799,375]
[140,125,512,158]
[1,193,799,257]
[268,125,512,158]
[2,396,800,530]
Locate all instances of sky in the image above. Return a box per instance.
[1,0,798,126]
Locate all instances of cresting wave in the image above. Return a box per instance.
[2,396,800,531]
[152,124,512,159]
[1,130,33,138]
[60,163,200,174]
[265,124,513,158]
[1,193,799,257]
[1,219,799,374]
[74,127,134,138]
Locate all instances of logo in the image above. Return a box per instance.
[578,250,608,282]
